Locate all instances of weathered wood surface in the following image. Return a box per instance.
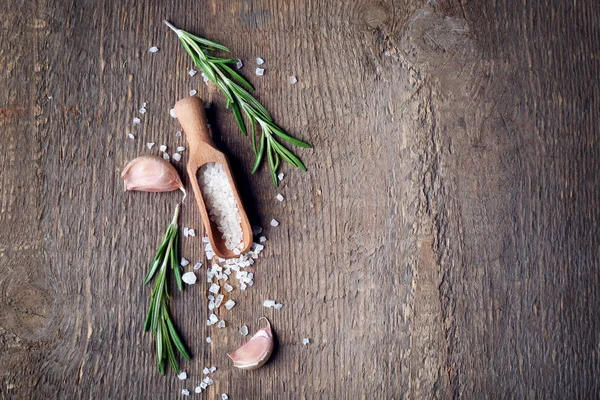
[1,0,599,398]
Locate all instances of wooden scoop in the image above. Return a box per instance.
[174,96,252,259]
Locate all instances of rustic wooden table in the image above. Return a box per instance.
[1,0,599,398]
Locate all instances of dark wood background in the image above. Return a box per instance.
[1,0,599,398]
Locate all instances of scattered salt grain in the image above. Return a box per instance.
[177,146,186,152]
[188,228,195,237]
[215,294,224,308]
[194,262,202,270]
[225,299,236,310]
[178,371,187,380]
[200,382,208,390]
[259,236,267,243]
[170,108,177,118]
[195,387,202,394]
[290,75,298,84]
[256,68,265,76]
[183,227,189,237]
[201,72,209,84]
[217,320,226,328]
[209,314,219,324]
[278,172,284,181]
[127,133,135,140]
[210,366,216,373]
[209,283,220,294]
[256,57,265,65]
[181,389,189,396]
[139,107,147,114]
[189,69,197,77]
[189,89,197,96]
[182,272,197,285]
[252,226,263,235]
[159,144,167,152]
[133,117,141,125]
[270,219,279,227]
[172,153,182,161]
[176,130,182,137]
[203,367,211,374]
[206,337,212,343]
[222,394,229,400]
[276,193,284,201]
[274,303,283,309]
[149,46,159,53]
[263,300,276,308]
[302,338,310,345]
[236,59,243,69]
[146,142,155,149]
[181,258,190,267]
[224,284,233,292]
[233,248,241,255]
[163,153,170,161]
[240,325,248,336]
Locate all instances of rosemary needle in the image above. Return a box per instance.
[164,20,311,186]
[144,203,190,375]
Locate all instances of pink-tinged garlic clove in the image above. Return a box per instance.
[228,318,274,370]
[121,155,186,198]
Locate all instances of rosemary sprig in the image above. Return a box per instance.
[144,203,190,375]
[164,20,311,186]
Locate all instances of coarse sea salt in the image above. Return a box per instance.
[201,72,209,84]
[209,313,219,324]
[194,262,202,270]
[189,69,197,77]
[259,236,267,243]
[290,75,298,84]
[182,272,197,285]
[224,284,233,292]
[172,153,182,162]
[256,57,265,65]
[181,389,189,396]
[302,338,310,345]
[256,68,265,76]
[278,172,284,181]
[215,294,224,308]
[206,337,212,343]
[133,117,141,125]
[178,371,187,380]
[198,163,244,251]
[270,219,279,227]
[128,133,135,140]
[162,153,170,161]
[217,320,226,328]
[236,59,243,69]
[146,142,155,149]
[274,303,283,309]
[170,108,177,118]
[209,283,220,294]
[176,131,182,137]
[139,107,146,114]
[203,367,211,374]
[263,300,276,308]
[189,89,197,96]
[181,258,190,267]
[177,146,186,152]
[240,325,248,336]
[222,394,229,400]
[276,193,284,201]
[159,144,167,152]
[149,46,159,53]
[225,299,235,310]
[195,387,202,394]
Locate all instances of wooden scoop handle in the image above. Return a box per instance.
[173,96,214,152]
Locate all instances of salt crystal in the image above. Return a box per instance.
[208,295,215,301]
[263,300,276,308]
[195,387,202,394]
[203,367,210,374]
[181,389,189,396]
[201,72,209,84]
[209,366,216,373]
[172,153,182,161]
[159,144,167,152]
[224,284,233,293]
[170,108,177,118]
[202,236,210,243]
[203,377,211,384]
[188,228,195,236]
[255,68,265,76]
[176,130,182,137]
[270,219,279,227]
[183,227,189,237]
[180,258,190,267]
[163,153,170,160]
[200,382,208,389]
[206,337,212,343]
[222,394,229,400]
[259,236,267,243]
[149,46,159,53]
[208,300,215,310]
[139,107,146,114]
[274,303,283,309]
[302,338,310,345]
[177,146,186,152]
[133,117,141,124]
[194,262,202,270]
[189,89,197,96]
[276,194,284,201]
[209,313,219,323]
[240,282,247,291]
[278,172,284,181]
[189,69,197,77]
[182,272,197,285]
[209,283,220,294]
[127,133,135,140]
[290,75,298,84]
[233,248,241,255]
[217,320,226,328]
[178,371,187,380]
[240,325,248,336]
[236,59,243,69]
[256,57,265,65]
[224,299,235,310]
[146,142,155,149]
[205,102,211,109]
[142,102,147,107]
[215,294,224,308]
[252,226,263,235]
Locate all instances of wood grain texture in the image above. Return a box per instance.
[1,0,599,398]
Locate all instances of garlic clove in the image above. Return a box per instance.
[121,155,186,198]
[228,318,274,370]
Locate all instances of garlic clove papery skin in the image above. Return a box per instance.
[228,318,274,370]
[122,155,185,195]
